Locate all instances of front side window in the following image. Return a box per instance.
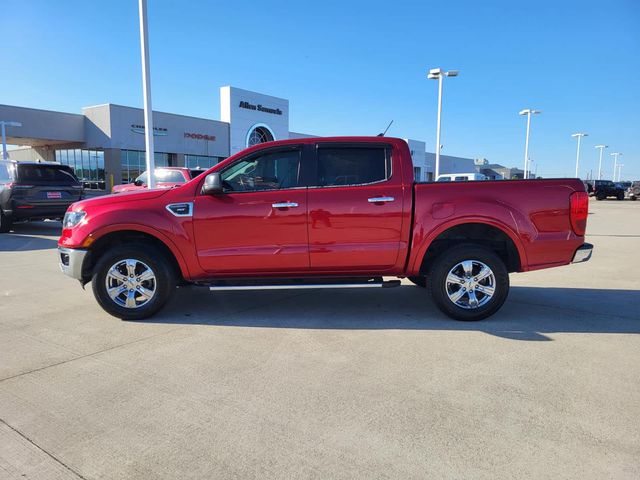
[316,147,389,187]
[221,149,301,192]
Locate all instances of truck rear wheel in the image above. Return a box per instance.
[596,192,606,200]
[428,244,509,321]
[91,244,176,320]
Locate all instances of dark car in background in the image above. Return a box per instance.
[627,181,640,201]
[0,160,83,232]
[592,180,625,200]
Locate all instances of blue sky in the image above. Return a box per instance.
[2,0,639,179]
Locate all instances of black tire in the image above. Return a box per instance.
[91,243,176,320]
[408,276,427,288]
[596,192,606,201]
[617,192,625,201]
[0,211,12,233]
[632,196,637,201]
[428,244,509,321]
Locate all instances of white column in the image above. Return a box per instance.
[434,75,443,180]
[138,0,156,189]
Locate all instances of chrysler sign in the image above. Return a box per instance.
[238,101,283,116]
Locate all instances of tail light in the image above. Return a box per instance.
[570,191,589,236]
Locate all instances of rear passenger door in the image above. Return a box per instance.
[307,143,404,271]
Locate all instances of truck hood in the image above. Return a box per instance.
[69,189,170,212]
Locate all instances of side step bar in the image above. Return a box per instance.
[207,278,401,292]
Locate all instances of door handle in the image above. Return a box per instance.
[368,196,395,203]
[272,202,299,208]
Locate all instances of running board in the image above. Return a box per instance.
[207,278,401,292]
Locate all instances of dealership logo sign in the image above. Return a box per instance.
[238,101,282,116]
[184,132,216,141]
[131,124,168,136]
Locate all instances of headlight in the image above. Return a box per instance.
[63,211,87,229]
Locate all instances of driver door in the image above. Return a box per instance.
[192,145,309,274]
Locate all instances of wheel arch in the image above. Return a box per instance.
[411,219,527,275]
[81,225,190,284]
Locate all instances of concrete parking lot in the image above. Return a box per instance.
[1,199,639,479]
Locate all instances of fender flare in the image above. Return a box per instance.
[409,216,529,274]
[88,223,191,279]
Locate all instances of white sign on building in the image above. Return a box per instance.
[220,86,290,155]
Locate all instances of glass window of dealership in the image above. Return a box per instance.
[56,149,224,189]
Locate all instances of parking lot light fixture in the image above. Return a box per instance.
[571,133,588,178]
[428,68,459,180]
[519,109,541,179]
[617,164,624,182]
[138,0,156,189]
[594,145,608,180]
[610,152,622,181]
[1,120,22,160]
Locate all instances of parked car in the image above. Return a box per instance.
[0,160,83,233]
[57,137,591,322]
[436,173,488,182]
[112,167,206,194]
[627,181,640,201]
[592,180,625,200]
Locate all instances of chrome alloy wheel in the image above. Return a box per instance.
[105,259,157,309]
[445,260,496,310]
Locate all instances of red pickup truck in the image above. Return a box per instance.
[58,137,592,321]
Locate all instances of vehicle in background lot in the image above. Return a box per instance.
[111,167,206,194]
[0,160,83,233]
[627,181,640,201]
[436,173,488,182]
[592,180,625,200]
[58,137,592,322]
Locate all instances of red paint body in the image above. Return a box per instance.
[59,137,588,281]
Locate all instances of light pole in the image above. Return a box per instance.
[519,109,541,179]
[594,145,608,180]
[0,121,22,160]
[616,164,624,182]
[610,152,622,181]
[138,0,156,189]
[427,68,458,180]
[571,132,588,178]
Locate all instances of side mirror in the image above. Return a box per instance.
[202,172,223,195]
[134,179,143,186]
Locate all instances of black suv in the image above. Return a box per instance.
[0,160,83,232]
[592,180,625,201]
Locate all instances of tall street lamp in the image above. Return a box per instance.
[519,109,541,179]
[616,164,624,182]
[138,0,156,189]
[571,132,588,178]
[610,152,622,181]
[0,121,22,160]
[427,68,458,180]
[594,145,608,180]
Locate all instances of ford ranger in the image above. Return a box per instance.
[57,137,592,321]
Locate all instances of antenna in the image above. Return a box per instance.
[377,120,394,137]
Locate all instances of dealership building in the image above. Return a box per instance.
[1,86,477,190]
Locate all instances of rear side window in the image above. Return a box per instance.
[17,164,79,184]
[316,147,390,187]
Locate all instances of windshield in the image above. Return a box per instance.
[136,169,186,184]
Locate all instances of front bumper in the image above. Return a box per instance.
[572,243,593,264]
[58,247,88,280]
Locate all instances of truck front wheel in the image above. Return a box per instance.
[428,245,509,321]
[91,244,176,320]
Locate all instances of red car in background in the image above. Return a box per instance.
[112,167,205,194]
